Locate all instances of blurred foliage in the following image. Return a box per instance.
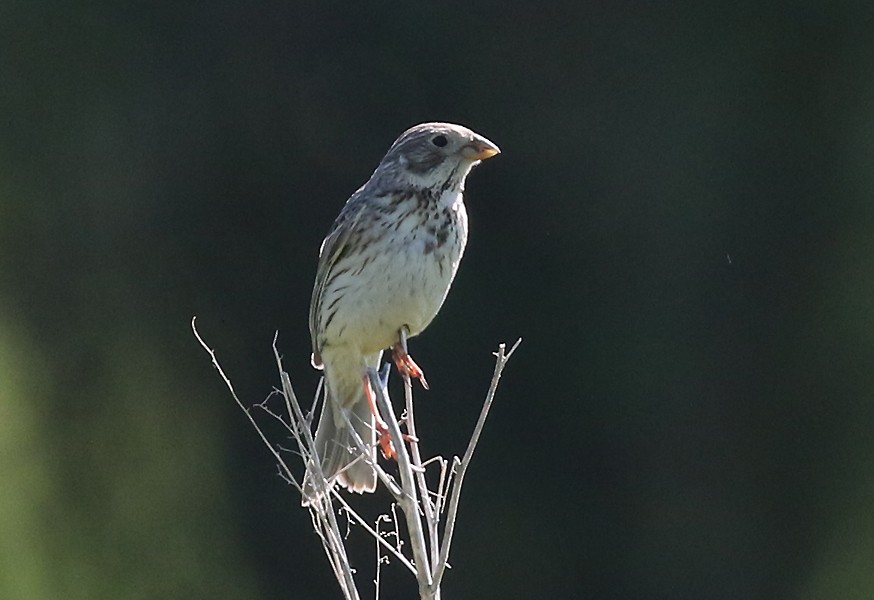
[2,1,874,599]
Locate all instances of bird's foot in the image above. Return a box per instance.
[392,343,429,389]
[363,374,414,460]
[374,423,419,460]
[363,375,395,458]
[375,420,397,460]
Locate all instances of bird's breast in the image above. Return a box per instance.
[390,193,467,332]
[317,189,469,354]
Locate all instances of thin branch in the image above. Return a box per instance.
[402,376,442,570]
[367,369,434,600]
[431,338,522,592]
[195,315,520,600]
[332,493,416,574]
[194,319,362,599]
[273,345,361,600]
[192,318,298,488]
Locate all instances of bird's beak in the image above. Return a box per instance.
[461,136,501,161]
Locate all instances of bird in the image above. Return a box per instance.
[303,122,500,502]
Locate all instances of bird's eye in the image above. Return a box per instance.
[431,135,448,147]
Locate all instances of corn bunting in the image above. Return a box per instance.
[304,122,499,501]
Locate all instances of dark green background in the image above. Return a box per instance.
[3,2,873,599]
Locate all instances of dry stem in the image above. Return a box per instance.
[192,316,520,600]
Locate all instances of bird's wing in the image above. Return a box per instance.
[308,188,368,367]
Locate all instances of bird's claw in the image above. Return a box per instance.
[392,344,429,389]
[376,421,397,460]
[376,421,419,460]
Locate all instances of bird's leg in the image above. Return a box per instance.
[361,368,421,461]
[392,326,429,390]
[362,374,397,460]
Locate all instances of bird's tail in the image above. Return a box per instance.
[302,359,379,505]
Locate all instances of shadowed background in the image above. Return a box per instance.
[2,1,874,599]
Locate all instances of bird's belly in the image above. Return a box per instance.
[322,243,462,353]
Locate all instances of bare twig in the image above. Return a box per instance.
[367,369,434,599]
[193,315,520,600]
[401,374,441,571]
[333,493,415,574]
[430,338,522,593]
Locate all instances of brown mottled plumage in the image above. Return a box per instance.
[303,123,499,502]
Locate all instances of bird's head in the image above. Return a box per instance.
[371,122,500,192]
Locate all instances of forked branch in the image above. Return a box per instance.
[192,316,520,600]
